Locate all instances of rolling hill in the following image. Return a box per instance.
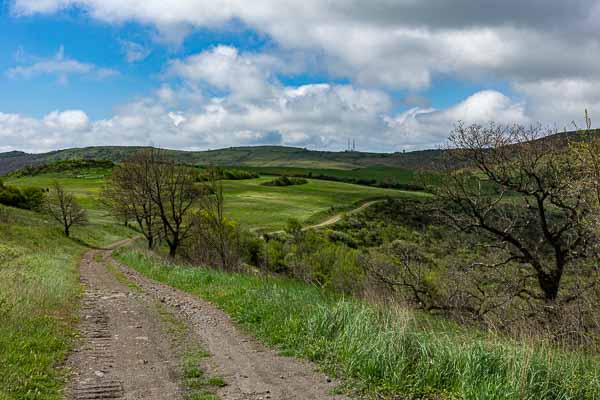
[0,145,445,176]
[2,128,597,176]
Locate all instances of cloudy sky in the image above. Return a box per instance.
[1,1,599,153]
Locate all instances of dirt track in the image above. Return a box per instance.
[66,242,349,400]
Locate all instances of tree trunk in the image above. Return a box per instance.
[64,226,70,237]
[147,235,154,250]
[538,270,561,303]
[168,239,178,259]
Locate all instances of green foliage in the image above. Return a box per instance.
[0,179,44,210]
[262,175,308,187]
[263,231,363,293]
[12,159,114,178]
[115,248,600,400]
[196,167,259,181]
[243,165,434,191]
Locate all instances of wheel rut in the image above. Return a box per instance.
[67,241,350,400]
[66,247,182,400]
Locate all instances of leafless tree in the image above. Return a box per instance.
[103,152,160,249]
[187,167,241,270]
[146,149,204,258]
[437,122,600,306]
[44,181,88,237]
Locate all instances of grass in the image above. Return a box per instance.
[6,169,421,231]
[114,247,600,400]
[0,205,134,400]
[5,171,111,223]
[222,177,422,231]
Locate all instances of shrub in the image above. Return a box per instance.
[13,159,114,177]
[262,176,308,187]
[196,167,259,181]
[0,179,45,210]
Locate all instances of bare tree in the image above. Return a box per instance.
[438,122,599,306]
[188,167,240,270]
[44,181,88,237]
[146,149,203,258]
[103,152,159,249]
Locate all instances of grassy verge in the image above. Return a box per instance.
[0,205,134,400]
[114,247,600,400]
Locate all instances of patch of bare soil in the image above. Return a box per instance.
[66,242,350,399]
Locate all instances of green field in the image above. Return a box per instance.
[5,171,421,231]
[222,177,420,231]
[5,170,111,223]
[0,206,134,400]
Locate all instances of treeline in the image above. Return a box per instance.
[12,159,114,177]
[263,170,426,191]
[261,176,308,186]
[196,167,259,181]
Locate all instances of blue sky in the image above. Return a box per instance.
[1,1,598,153]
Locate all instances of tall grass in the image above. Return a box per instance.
[115,248,600,400]
[0,206,133,400]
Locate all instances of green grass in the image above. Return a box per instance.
[6,170,421,231]
[222,177,423,231]
[115,247,600,400]
[0,205,134,400]
[5,172,110,223]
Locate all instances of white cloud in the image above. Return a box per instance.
[7,45,118,83]
[43,110,90,131]
[11,1,600,88]
[119,39,151,62]
[9,0,600,136]
[168,45,282,100]
[0,73,527,153]
[386,91,528,150]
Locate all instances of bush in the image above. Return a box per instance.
[262,176,308,187]
[13,159,114,177]
[196,167,259,181]
[0,180,44,210]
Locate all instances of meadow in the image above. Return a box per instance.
[115,246,600,400]
[5,169,419,231]
[0,205,134,400]
[221,176,419,231]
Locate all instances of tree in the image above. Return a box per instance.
[44,181,88,237]
[438,122,600,305]
[103,152,160,249]
[188,167,240,270]
[146,149,203,258]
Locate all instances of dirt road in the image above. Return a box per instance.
[66,243,349,400]
[305,200,381,230]
[268,200,382,235]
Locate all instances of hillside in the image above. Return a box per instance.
[0,145,445,176]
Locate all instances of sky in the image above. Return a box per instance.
[1,1,599,154]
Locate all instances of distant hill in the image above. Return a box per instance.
[3,128,597,176]
[0,145,445,176]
